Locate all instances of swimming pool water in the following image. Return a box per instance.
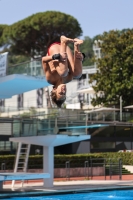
[3,189,133,200]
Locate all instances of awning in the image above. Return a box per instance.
[124,105,133,109]
[77,87,104,95]
[77,87,95,94]
[85,107,120,113]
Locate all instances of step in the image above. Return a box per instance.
[18,162,26,164]
[19,153,27,155]
[17,167,24,169]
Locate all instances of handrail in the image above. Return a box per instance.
[8,57,41,68]
[7,58,43,77]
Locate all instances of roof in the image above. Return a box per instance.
[85,107,120,113]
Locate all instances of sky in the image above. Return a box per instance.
[0,0,133,38]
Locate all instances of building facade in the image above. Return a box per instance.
[0,58,133,155]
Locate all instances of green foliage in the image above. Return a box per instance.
[19,107,37,118]
[8,59,31,75]
[2,11,82,58]
[0,153,133,170]
[80,36,94,66]
[90,29,133,107]
[8,55,30,66]
[69,36,97,67]
[0,155,15,170]
[0,24,8,47]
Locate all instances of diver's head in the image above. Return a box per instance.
[51,84,66,108]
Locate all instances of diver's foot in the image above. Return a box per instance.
[60,35,74,44]
[74,38,83,46]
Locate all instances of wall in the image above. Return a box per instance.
[0,167,104,178]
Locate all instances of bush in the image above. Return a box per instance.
[0,152,133,170]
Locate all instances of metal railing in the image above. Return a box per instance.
[11,112,87,137]
[8,59,43,77]
[7,59,93,77]
[0,157,123,180]
[0,105,133,124]
[0,109,132,138]
[54,158,122,180]
[89,158,122,180]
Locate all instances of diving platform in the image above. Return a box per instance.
[10,135,90,188]
[0,74,50,98]
[0,172,50,190]
[10,135,90,148]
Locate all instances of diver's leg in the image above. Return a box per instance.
[48,36,73,77]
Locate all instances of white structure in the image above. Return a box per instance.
[1,67,97,113]
[0,44,100,110]
[0,74,50,99]
[0,57,92,189]
[93,40,103,68]
[10,135,90,188]
[0,71,91,189]
[0,172,50,190]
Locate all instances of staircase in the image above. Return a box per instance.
[12,142,31,188]
[105,165,132,175]
[121,167,133,175]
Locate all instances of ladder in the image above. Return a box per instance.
[12,142,31,189]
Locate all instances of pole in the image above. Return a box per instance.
[85,114,88,134]
[43,146,54,188]
[120,96,122,121]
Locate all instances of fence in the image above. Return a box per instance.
[54,158,122,180]
[0,158,123,180]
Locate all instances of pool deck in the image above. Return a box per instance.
[1,179,133,198]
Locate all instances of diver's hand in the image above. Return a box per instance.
[60,52,68,62]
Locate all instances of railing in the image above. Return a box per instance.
[27,158,122,180]
[12,112,88,137]
[0,105,133,123]
[0,107,133,139]
[7,59,93,77]
[0,106,83,119]
[89,158,122,180]
[7,59,43,77]
[0,156,124,181]
[86,111,133,122]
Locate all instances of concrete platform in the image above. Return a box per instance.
[0,173,50,181]
[1,180,133,198]
[9,135,91,189]
[0,74,50,98]
[0,173,50,191]
[10,135,90,146]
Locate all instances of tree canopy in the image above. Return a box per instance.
[2,11,83,58]
[79,36,94,66]
[68,36,94,66]
[0,24,8,47]
[90,29,133,107]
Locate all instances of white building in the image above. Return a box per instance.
[0,64,97,117]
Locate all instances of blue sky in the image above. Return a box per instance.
[0,0,133,38]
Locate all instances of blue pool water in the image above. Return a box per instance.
[3,189,133,200]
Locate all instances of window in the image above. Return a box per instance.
[91,126,115,137]
[0,141,5,150]
[116,126,131,137]
[91,142,115,149]
[0,141,11,150]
